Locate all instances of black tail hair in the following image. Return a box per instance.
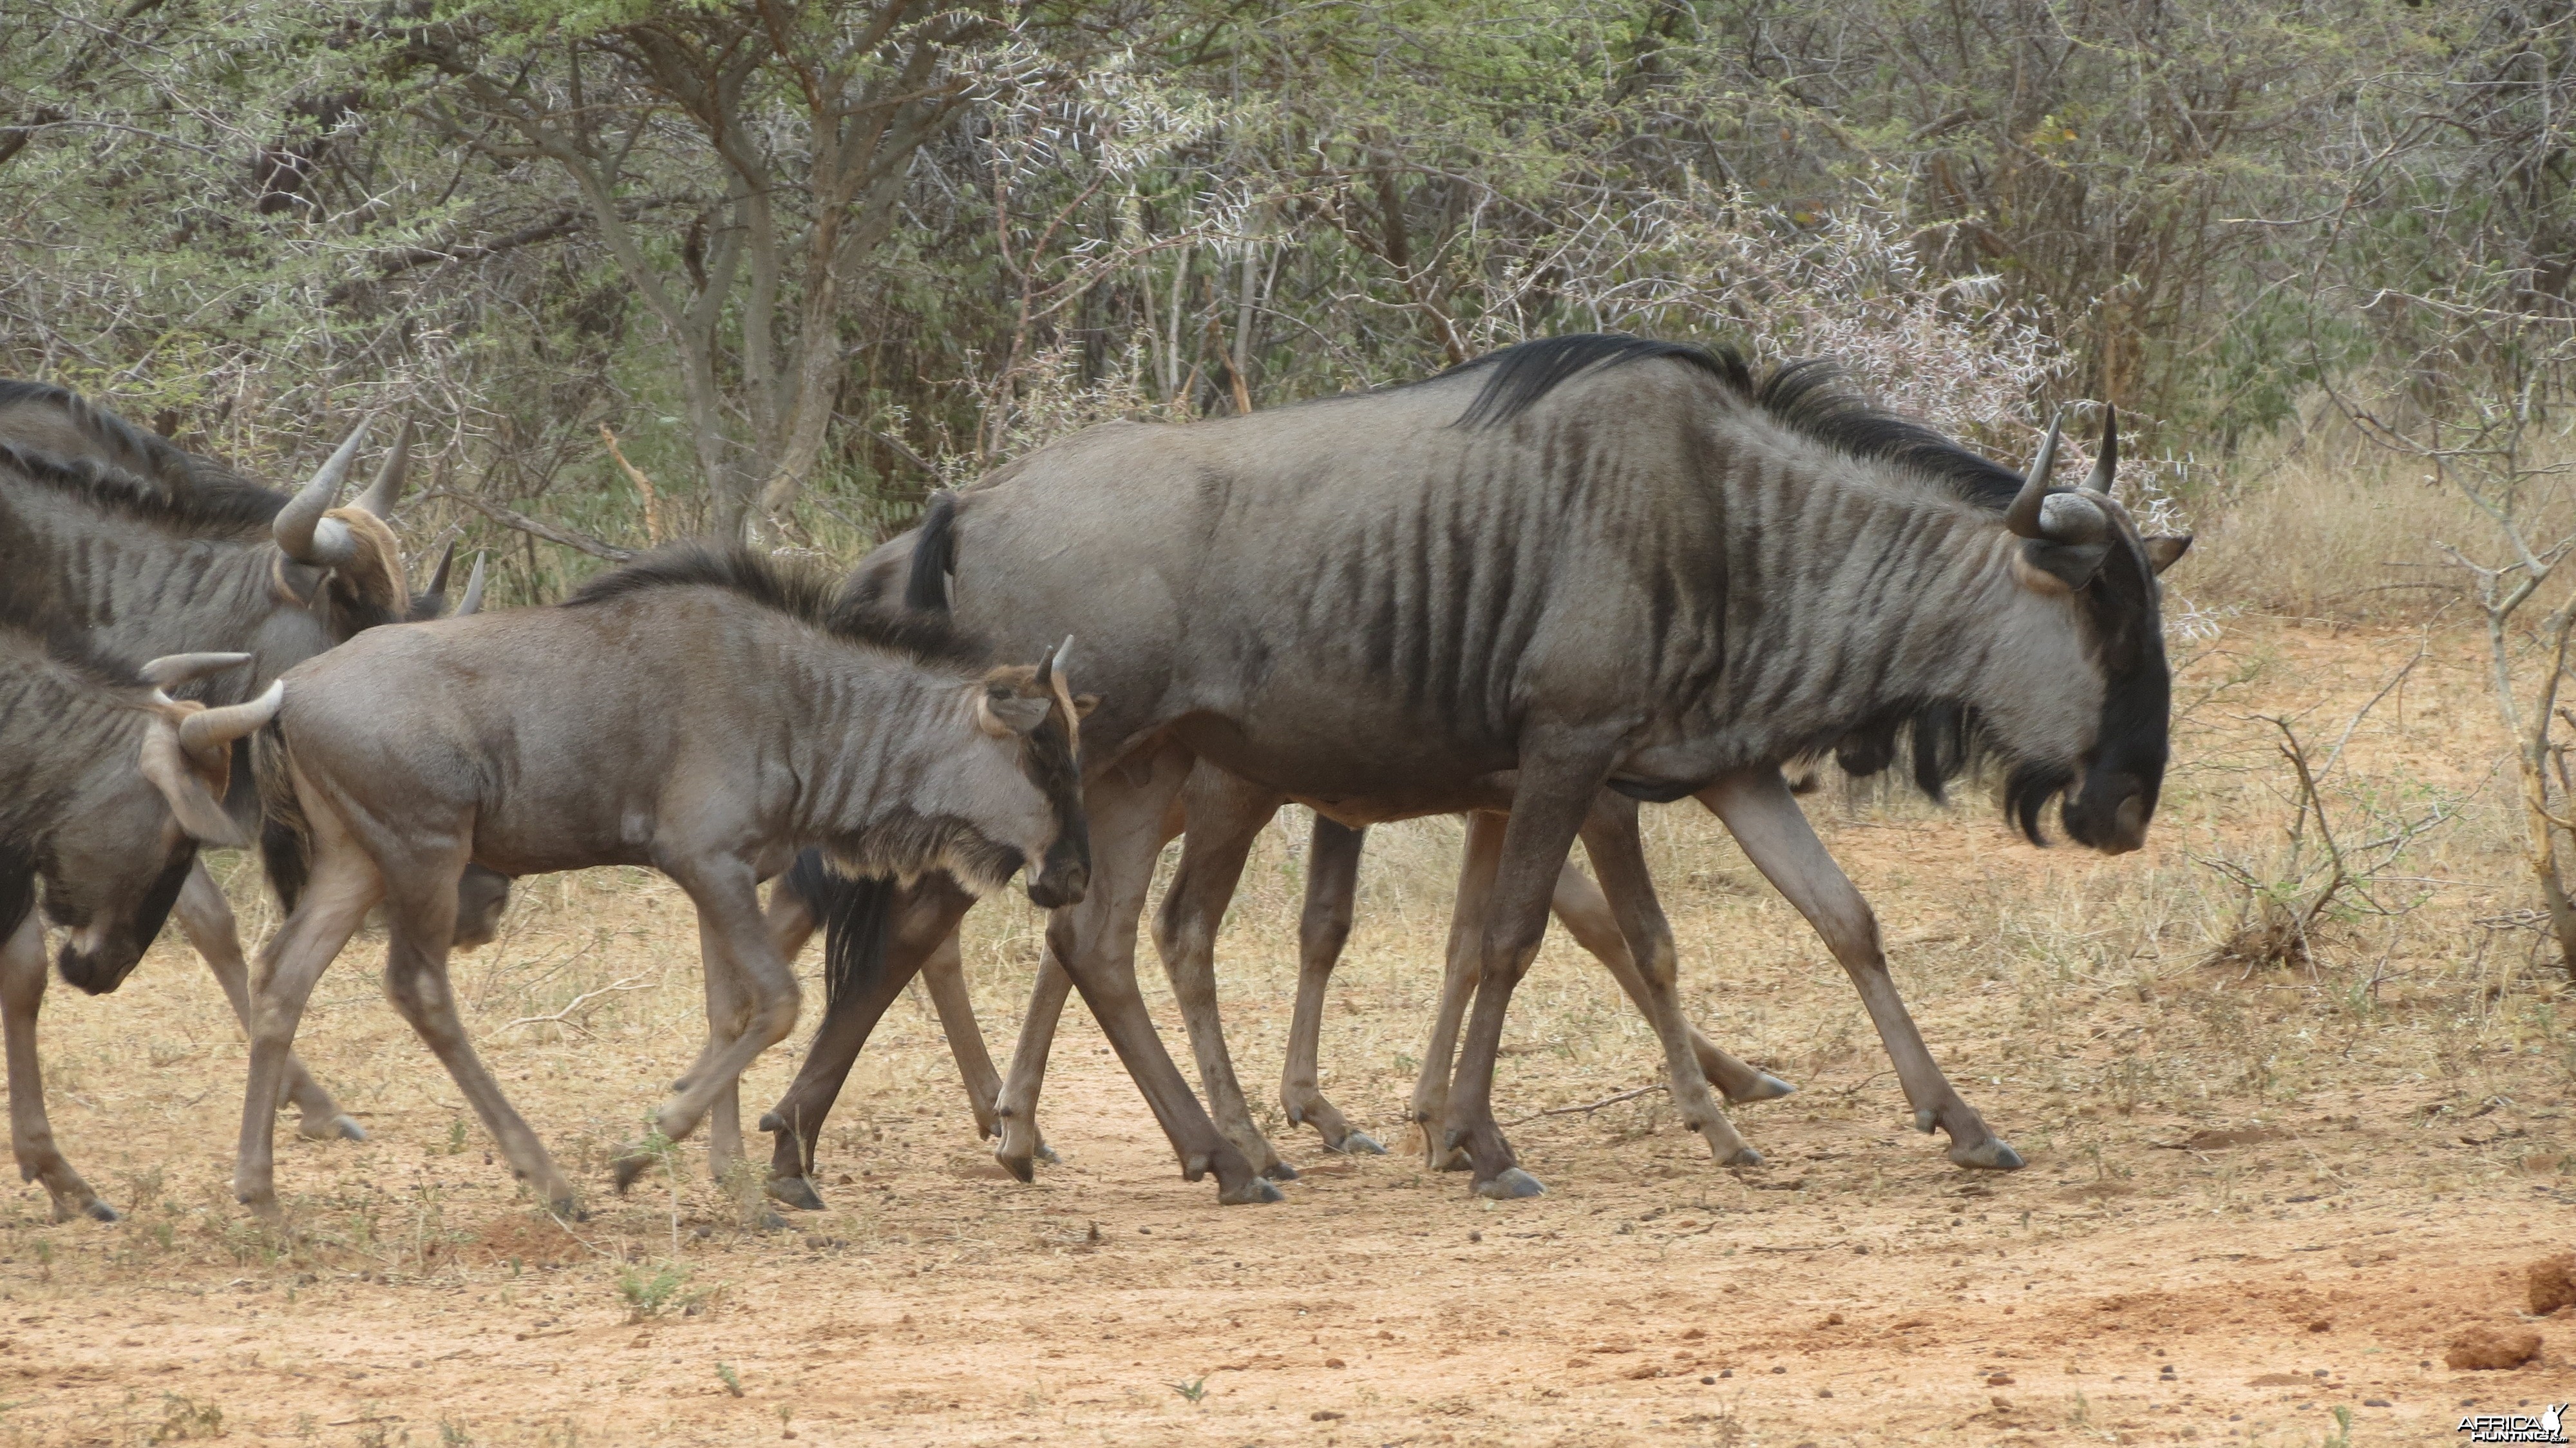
[251,720,312,913]
[1,851,33,949]
[905,491,958,613]
[785,851,896,1010]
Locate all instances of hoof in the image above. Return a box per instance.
[610,1153,654,1193]
[766,1176,827,1212]
[1218,1176,1285,1205]
[1473,1167,1546,1200]
[1913,1107,1937,1135]
[238,1195,281,1223]
[994,1150,1036,1185]
[756,1110,786,1134]
[755,1210,788,1232]
[1033,1142,1063,1167]
[78,1198,120,1224]
[299,1114,366,1142]
[549,1199,589,1222]
[1722,1146,1765,1168]
[1261,1159,1300,1183]
[1331,1131,1387,1156]
[1949,1138,2026,1172]
[1730,1073,1797,1103]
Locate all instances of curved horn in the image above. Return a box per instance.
[354,421,409,518]
[176,678,284,757]
[422,541,458,611]
[2005,412,2063,539]
[455,553,489,617]
[137,652,252,689]
[2086,404,2119,496]
[1032,637,1061,691]
[1053,634,1074,683]
[272,421,370,566]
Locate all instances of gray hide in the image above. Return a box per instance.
[766,334,2188,1203]
[230,545,1090,1217]
[0,620,278,1219]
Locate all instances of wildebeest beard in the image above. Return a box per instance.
[52,845,196,995]
[821,811,1026,897]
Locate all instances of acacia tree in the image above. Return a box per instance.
[402,0,1004,539]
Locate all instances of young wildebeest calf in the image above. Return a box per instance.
[234,544,1090,1216]
[1,618,282,1219]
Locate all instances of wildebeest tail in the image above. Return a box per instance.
[252,719,312,914]
[784,851,897,1010]
[904,490,958,613]
[0,853,32,949]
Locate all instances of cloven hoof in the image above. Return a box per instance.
[1033,1142,1063,1166]
[1333,1131,1388,1156]
[766,1176,828,1212]
[1722,1145,1765,1168]
[1731,1073,1798,1103]
[609,1153,655,1193]
[299,1113,367,1143]
[1218,1176,1286,1205]
[994,1150,1037,1185]
[1913,1107,1938,1134]
[1262,1159,1300,1183]
[76,1198,120,1224]
[1949,1138,2026,1172]
[1474,1167,1546,1200]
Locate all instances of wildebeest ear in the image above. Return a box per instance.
[1072,692,1101,719]
[2014,538,2110,593]
[2143,534,2193,575]
[975,685,1052,738]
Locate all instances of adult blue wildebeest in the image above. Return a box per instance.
[232,545,1093,1216]
[0,607,284,1219]
[764,334,2190,1204]
[0,395,489,1167]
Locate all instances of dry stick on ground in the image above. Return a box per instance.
[598,424,663,546]
[482,976,651,1043]
[1505,1083,1665,1127]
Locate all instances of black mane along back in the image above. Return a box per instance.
[567,542,989,669]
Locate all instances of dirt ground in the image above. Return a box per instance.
[3,618,2572,1447]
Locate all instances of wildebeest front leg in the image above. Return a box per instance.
[1440,746,1619,1199]
[990,952,1072,1178]
[1697,768,2022,1170]
[623,862,800,1177]
[3,911,111,1221]
[1410,811,1502,1170]
[761,874,974,1209]
[235,845,384,1217]
[1151,767,1294,1181]
[693,910,750,1182]
[1280,816,1383,1155]
[376,869,580,1215]
[1576,797,1758,1167]
[173,861,365,1143]
[1013,745,1278,1204]
[1543,860,1795,1105]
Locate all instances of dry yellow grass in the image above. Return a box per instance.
[3,491,2574,1443]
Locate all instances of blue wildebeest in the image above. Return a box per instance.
[231,545,1092,1216]
[0,393,489,1172]
[0,607,285,1219]
[762,333,2190,1204]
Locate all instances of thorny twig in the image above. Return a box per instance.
[484,975,651,1042]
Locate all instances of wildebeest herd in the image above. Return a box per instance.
[0,334,2190,1226]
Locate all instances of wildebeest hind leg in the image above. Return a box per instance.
[1577,798,1758,1167]
[3,910,112,1221]
[1698,768,2022,1171]
[1544,858,1795,1105]
[173,861,365,1142]
[378,869,580,1214]
[1151,768,1293,1180]
[235,841,383,1216]
[1280,817,1381,1154]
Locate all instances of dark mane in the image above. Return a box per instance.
[0,379,267,494]
[0,437,287,533]
[567,542,989,669]
[1448,333,2027,513]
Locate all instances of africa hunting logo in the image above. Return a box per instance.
[2459,1404,2568,1445]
